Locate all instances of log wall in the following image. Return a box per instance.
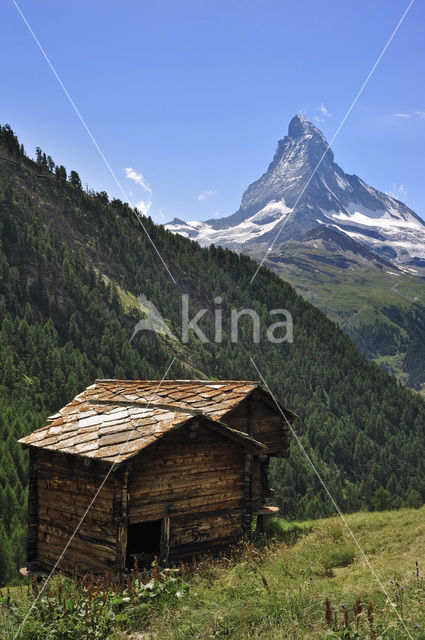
[224,394,291,455]
[33,449,118,575]
[127,422,248,560]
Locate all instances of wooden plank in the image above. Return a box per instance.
[119,467,129,571]
[130,496,244,522]
[130,481,244,510]
[37,511,117,540]
[36,489,113,518]
[130,490,245,516]
[37,544,116,573]
[28,449,38,563]
[37,474,114,498]
[37,537,115,566]
[37,490,114,510]
[37,527,116,556]
[117,524,127,572]
[36,449,111,479]
[130,469,244,498]
[170,535,241,561]
[242,454,253,536]
[248,395,253,436]
[160,517,170,565]
[170,514,243,547]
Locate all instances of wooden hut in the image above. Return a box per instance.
[19,380,295,575]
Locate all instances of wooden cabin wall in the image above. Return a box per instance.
[33,449,118,575]
[127,423,248,561]
[224,395,291,456]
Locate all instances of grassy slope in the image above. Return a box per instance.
[4,509,425,640]
[271,247,425,325]
[141,509,425,640]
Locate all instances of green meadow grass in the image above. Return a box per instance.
[3,508,425,639]
[141,509,425,640]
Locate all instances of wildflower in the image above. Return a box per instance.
[325,598,332,627]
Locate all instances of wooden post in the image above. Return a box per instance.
[248,394,253,436]
[115,467,129,572]
[256,514,266,533]
[260,455,270,504]
[27,449,38,567]
[242,454,253,537]
[160,517,170,565]
[256,455,271,533]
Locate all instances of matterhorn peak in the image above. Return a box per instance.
[166,115,425,272]
[288,114,322,138]
[285,115,329,153]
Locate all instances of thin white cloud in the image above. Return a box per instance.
[387,183,408,200]
[135,200,152,216]
[320,102,332,117]
[313,116,325,123]
[392,110,425,119]
[125,167,152,193]
[197,190,216,201]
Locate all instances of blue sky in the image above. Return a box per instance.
[1,0,424,223]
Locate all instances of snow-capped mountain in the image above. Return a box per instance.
[166,115,425,274]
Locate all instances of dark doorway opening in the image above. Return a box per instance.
[126,520,161,569]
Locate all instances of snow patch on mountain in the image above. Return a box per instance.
[167,200,292,250]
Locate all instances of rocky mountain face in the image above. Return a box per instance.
[167,115,425,275]
[166,116,425,390]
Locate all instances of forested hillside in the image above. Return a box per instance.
[1,124,425,585]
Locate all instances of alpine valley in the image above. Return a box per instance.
[3,122,425,582]
[167,115,425,391]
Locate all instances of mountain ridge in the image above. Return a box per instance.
[166,115,425,274]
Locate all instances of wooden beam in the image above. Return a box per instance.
[27,449,38,565]
[248,395,253,437]
[242,454,253,537]
[116,467,129,572]
[160,516,170,565]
